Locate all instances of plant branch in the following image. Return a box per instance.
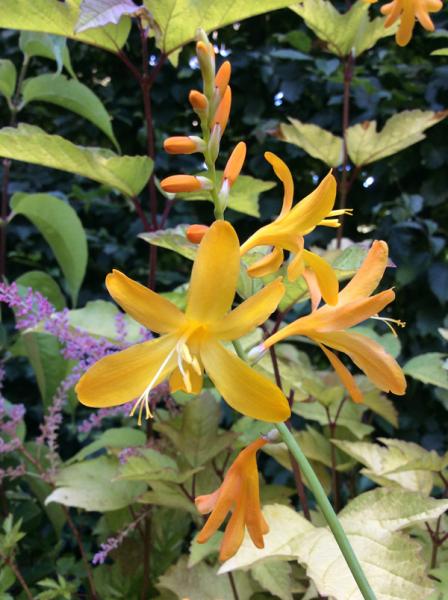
[140,514,151,600]
[227,571,240,600]
[0,550,34,600]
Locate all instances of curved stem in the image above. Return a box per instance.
[275,422,376,600]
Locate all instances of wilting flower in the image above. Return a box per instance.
[76,221,290,424]
[240,152,350,306]
[372,0,442,46]
[259,241,407,403]
[196,438,269,561]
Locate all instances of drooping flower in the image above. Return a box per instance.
[240,152,351,306]
[259,241,407,403]
[375,0,443,46]
[76,221,290,424]
[196,438,269,561]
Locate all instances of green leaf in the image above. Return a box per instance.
[334,437,439,494]
[155,392,235,468]
[189,532,223,567]
[118,447,201,483]
[68,427,146,463]
[11,193,88,306]
[139,482,197,513]
[347,110,448,166]
[404,353,448,390]
[291,0,396,57]
[175,172,276,217]
[68,300,142,343]
[251,561,293,600]
[22,74,118,148]
[359,380,399,427]
[280,118,343,167]
[293,399,373,439]
[0,60,16,102]
[0,0,131,53]
[16,270,66,311]
[431,48,448,56]
[146,0,294,54]
[0,566,15,594]
[157,555,255,599]
[0,124,152,196]
[46,455,146,511]
[76,0,140,33]
[19,32,75,77]
[21,332,70,408]
[139,225,198,260]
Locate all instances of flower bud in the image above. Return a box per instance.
[186,224,209,244]
[223,141,246,187]
[163,136,205,155]
[208,125,221,163]
[161,175,213,193]
[215,61,231,98]
[196,39,215,97]
[189,90,208,118]
[212,86,231,135]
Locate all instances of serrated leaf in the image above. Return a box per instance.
[19,32,75,77]
[76,0,139,33]
[404,353,448,390]
[22,74,118,148]
[0,60,16,101]
[155,392,235,468]
[0,124,152,196]
[293,399,373,439]
[139,225,198,260]
[46,455,145,511]
[68,300,142,343]
[251,561,293,600]
[11,193,87,306]
[16,271,66,311]
[334,438,438,494]
[146,0,294,54]
[291,0,396,57]
[280,118,343,167]
[346,110,448,166]
[175,172,276,217]
[189,531,223,567]
[0,0,131,53]
[68,427,146,463]
[118,448,201,484]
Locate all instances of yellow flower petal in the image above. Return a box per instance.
[302,268,321,312]
[287,244,305,282]
[169,365,203,394]
[200,338,290,422]
[186,221,240,323]
[106,270,186,334]
[76,334,178,408]
[338,241,389,305]
[318,343,364,403]
[211,279,285,341]
[264,152,294,217]
[313,331,406,395]
[246,247,284,278]
[303,249,339,306]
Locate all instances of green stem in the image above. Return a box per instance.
[275,422,376,600]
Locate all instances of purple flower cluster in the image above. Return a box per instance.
[0,282,53,329]
[92,508,149,565]
[0,464,26,484]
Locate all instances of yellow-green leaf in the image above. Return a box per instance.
[0,124,152,196]
[404,352,448,390]
[0,0,131,53]
[280,118,343,167]
[0,59,16,101]
[346,110,448,166]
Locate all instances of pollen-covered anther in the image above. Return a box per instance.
[186,224,209,244]
[371,315,406,337]
[163,136,205,155]
[160,175,213,194]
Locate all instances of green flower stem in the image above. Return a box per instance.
[231,340,376,600]
[275,421,376,600]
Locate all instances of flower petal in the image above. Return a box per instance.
[220,501,247,561]
[76,334,178,408]
[211,279,284,341]
[169,365,203,394]
[302,268,322,312]
[247,247,284,278]
[303,249,338,306]
[196,477,237,543]
[338,241,389,305]
[313,331,406,395]
[264,152,294,217]
[318,344,363,403]
[106,270,185,334]
[200,338,290,422]
[186,221,240,323]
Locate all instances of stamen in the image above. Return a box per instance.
[371,315,406,337]
[191,356,202,376]
[329,208,353,216]
[318,218,341,228]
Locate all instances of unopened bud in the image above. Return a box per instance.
[212,86,231,135]
[161,175,213,194]
[186,224,209,244]
[223,141,246,187]
[196,39,215,98]
[163,136,205,155]
[215,61,231,98]
[247,343,267,363]
[189,90,208,117]
[208,124,221,163]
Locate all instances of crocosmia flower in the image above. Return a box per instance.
[240,152,350,306]
[76,221,290,424]
[196,438,269,561]
[260,241,407,403]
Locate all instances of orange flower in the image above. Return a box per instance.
[189,90,208,113]
[196,438,269,561]
[160,175,212,194]
[375,0,442,46]
[215,61,231,98]
[212,86,232,135]
[163,136,205,155]
[186,224,209,244]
